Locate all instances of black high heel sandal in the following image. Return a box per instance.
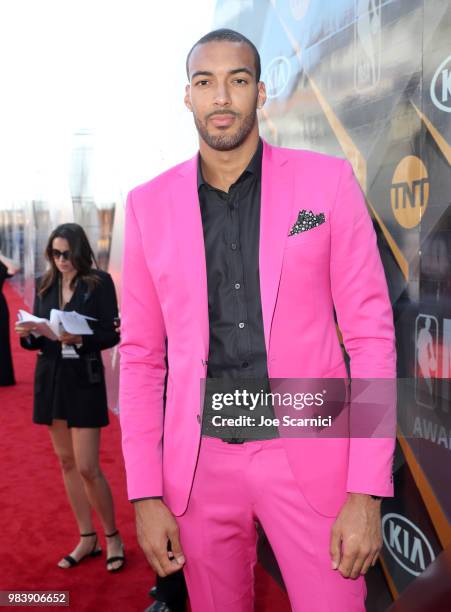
[105,529,126,572]
[59,531,102,568]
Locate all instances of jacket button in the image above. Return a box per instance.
[197,414,201,424]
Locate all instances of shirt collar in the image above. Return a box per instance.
[197,138,263,191]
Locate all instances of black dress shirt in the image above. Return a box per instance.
[198,139,268,381]
[198,140,277,442]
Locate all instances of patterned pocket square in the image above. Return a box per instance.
[288,209,326,236]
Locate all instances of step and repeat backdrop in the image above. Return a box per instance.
[0,0,449,605]
[210,0,450,601]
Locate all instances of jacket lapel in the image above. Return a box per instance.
[259,141,294,354]
[169,155,209,356]
[168,141,294,359]
[67,277,89,312]
[44,281,59,312]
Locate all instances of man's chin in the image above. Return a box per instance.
[201,129,249,152]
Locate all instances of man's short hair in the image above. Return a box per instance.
[186,28,261,82]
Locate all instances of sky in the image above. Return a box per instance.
[0,0,215,206]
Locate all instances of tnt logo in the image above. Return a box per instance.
[390,156,429,228]
[431,54,451,112]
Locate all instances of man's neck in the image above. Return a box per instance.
[199,130,260,193]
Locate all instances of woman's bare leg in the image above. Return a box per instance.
[48,419,100,567]
[72,427,123,570]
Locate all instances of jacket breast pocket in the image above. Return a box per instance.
[284,222,330,267]
[285,220,329,249]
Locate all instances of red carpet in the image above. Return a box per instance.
[0,282,291,611]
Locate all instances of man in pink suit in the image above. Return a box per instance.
[119,29,396,612]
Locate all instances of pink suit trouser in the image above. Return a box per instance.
[176,437,366,612]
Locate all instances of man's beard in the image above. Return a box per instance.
[193,108,257,151]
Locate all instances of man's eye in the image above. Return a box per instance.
[234,78,247,85]
[196,80,209,86]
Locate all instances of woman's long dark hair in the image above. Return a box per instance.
[39,223,100,297]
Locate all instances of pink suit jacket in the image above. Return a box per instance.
[119,140,396,517]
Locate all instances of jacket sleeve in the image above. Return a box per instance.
[20,282,45,351]
[330,160,397,497]
[118,191,167,500]
[75,273,120,353]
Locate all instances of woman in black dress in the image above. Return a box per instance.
[0,249,19,386]
[15,223,124,571]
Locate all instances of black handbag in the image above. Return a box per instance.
[85,353,102,384]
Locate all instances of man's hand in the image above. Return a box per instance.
[330,493,382,579]
[134,498,186,577]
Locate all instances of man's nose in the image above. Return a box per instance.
[213,83,231,106]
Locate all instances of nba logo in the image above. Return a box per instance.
[442,319,451,412]
[354,0,382,91]
[414,314,439,409]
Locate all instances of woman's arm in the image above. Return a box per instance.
[76,273,120,353]
[18,282,45,351]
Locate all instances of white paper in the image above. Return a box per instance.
[17,308,95,339]
[17,310,59,340]
[54,310,94,335]
[17,310,47,325]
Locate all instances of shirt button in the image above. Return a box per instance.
[242,362,249,368]
[231,242,237,250]
[197,414,201,423]
[238,322,245,329]
[234,283,241,290]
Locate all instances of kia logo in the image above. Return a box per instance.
[263,57,291,99]
[382,513,435,576]
[431,54,451,112]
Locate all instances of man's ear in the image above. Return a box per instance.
[257,81,267,110]
[184,84,192,112]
